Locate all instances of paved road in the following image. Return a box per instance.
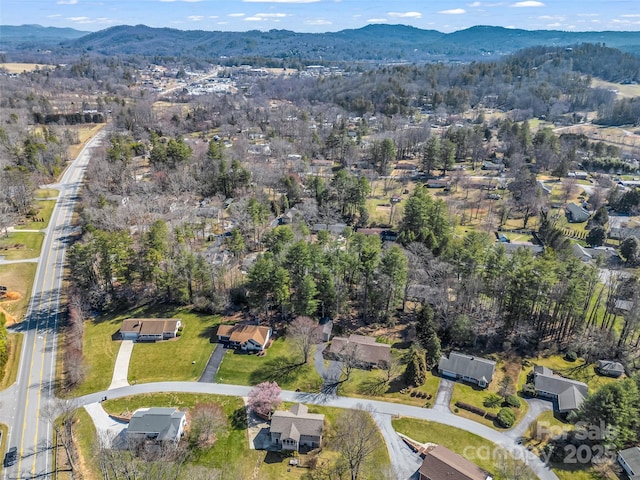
[75,381,559,480]
[505,397,554,441]
[0,128,107,480]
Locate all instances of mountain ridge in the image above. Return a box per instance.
[1,23,639,62]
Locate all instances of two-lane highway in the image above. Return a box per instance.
[2,128,106,479]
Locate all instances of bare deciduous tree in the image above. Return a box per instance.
[188,402,227,449]
[289,316,321,364]
[331,405,382,480]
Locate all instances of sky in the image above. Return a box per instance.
[3,0,640,33]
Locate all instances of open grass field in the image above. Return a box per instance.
[392,417,535,480]
[0,333,23,391]
[128,307,219,384]
[0,63,54,73]
[70,306,220,396]
[0,232,44,260]
[216,336,324,391]
[15,199,56,230]
[0,262,37,324]
[67,124,106,159]
[34,188,60,199]
[591,78,640,98]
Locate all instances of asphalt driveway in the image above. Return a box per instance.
[199,343,226,382]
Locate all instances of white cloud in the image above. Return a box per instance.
[510,1,544,7]
[48,14,62,17]
[388,11,422,19]
[68,16,90,21]
[228,13,246,17]
[468,1,504,6]
[367,18,387,23]
[546,22,561,28]
[244,0,319,3]
[245,17,263,21]
[67,16,114,24]
[468,1,482,6]
[209,15,219,19]
[252,13,288,18]
[57,0,78,4]
[304,19,332,25]
[621,14,640,18]
[577,13,599,17]
[188,15,204,21]
[439,8,466,15]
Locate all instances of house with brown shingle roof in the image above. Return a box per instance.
[119,318,182,342]
[269,404,324,452]
[326,334,391,369]
[419,445,493,480]
[216,324,272,351]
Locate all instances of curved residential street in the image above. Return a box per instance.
[0,128,108,480]
[76,381,559,480]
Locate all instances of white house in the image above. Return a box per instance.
[127,408,187,442]
[119,318,181,342]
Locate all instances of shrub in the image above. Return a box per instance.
[497,407,516,428]
[521,383,537,397]
[455,401,486,416]
[565,351,578,362]
[505,395,521,408]
[483,393,502,408]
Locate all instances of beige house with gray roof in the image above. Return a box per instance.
[269,404,324,452]
[438,352,496,388]
[532,366,588,413]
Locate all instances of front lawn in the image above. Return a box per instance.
[0,262,37,323]
[15,199,56,230]
[0,231,44,260]
[0,333,23,390]
[392,417,535,480]
[127,307,219,384]
[68,306,220,396]
[450,357,529,429]
[216,336,323,391]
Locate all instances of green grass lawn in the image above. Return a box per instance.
[0,231,44,260]
[68,306,220,396]
[450,358,529,430]
[338,367,440,407]
[0,333,23,390]
[34,188,59,199]
[0,262,37,323]
[127,307,219,384]
[521,355,619,392]
[216,336,323,391]
[72,407,99,479]
[392,418,534,480]
[16,199,56,230]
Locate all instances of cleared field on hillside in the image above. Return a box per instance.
[0,63,54,73]
[591,78,640,98]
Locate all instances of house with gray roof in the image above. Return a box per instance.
[618,446,640,480]
[269,404,325,452]
[532,366,588,413]
[326,334,391,369]
[565,203,590,223]
[127,407,187,442]
[438,352,496,388]
[596,360,625,378]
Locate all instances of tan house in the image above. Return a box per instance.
[216,324,272,351]
[419,445,492,480]
[269,404,324,452]
[119,318,181,342]
[326,334,391,369]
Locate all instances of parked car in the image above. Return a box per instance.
[3,446,17,467]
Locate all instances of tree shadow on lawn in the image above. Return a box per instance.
[556,362,596,384]
[231,407,248,430]
[249,355,307,384]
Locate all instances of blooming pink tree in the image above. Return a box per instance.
[248,381,282,418]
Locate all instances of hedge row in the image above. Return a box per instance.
[455,401,486,416]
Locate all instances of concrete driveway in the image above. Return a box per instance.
[108,340,133,390]
[84,402,128,448]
